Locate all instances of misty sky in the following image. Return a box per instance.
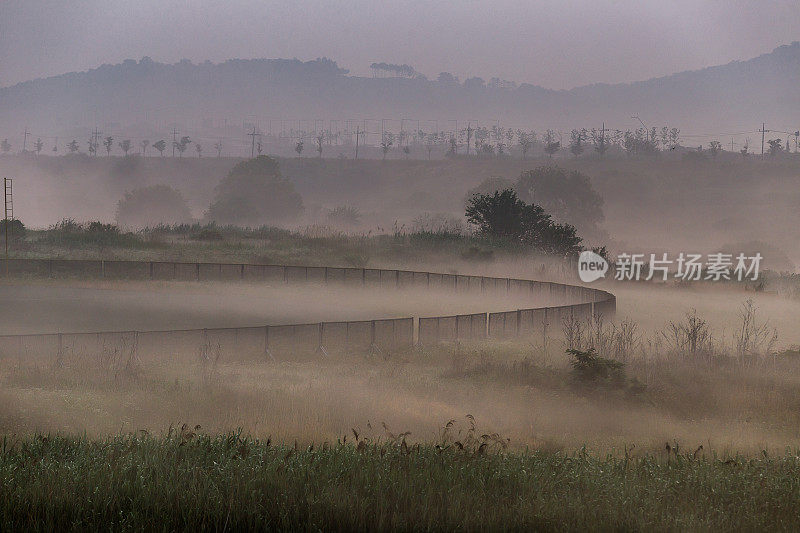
[2,0,799,89]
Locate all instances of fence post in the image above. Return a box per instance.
[395,270,400,288]
[362,268,366,285]
[196,263,200,281]
[317,323,329,357]
[262,326,273,360]
[101,260,105,278]
[324,266,329,284]
[506,278,511,293]
[149,262,154,280]
[516,309,522,337]
[283,266,288,283]
[241,264,245,280]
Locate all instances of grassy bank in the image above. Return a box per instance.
[2,432,800,531]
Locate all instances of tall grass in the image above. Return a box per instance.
[2,432,800,531]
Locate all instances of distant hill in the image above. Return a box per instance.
[2,43,800,139]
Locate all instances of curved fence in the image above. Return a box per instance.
[0,258,615,363]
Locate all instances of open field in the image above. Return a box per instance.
[1,163,799,529]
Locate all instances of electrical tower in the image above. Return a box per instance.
[4,178,13,274]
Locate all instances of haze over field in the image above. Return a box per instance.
[5,3,800,529]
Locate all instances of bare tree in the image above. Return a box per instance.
[214,141,222,157]
[381,133,393,160]
[34,138,44,155]
[67,140,79,153]
[316,133,324,158]
[517,130,533,160]
[103,136,113,156]
[590,128,608,156]
[118,139,132,156]
[740,139,750,158]
[569,129,585,158]
[195,143,203,157]
[140,140,149,156]
[295,139,304,157]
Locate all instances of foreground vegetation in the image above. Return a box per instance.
[3,432,800,531]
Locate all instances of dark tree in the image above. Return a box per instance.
[465,189,582,256]
[152,140,167,156]
[206,156,303,226]
[515,166,604,236]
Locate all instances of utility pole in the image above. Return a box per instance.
[92,127,101,156]
[354,125,360,160]
[22,128,30,153]
[4,178,12,275]
[729,137,736,152]
[171,128,179,157]
[247,126,258,158]
[759,123,767,157]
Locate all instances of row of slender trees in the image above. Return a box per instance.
[0,135,217,158]
[2,123,793,159]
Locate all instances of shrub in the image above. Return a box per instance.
[116,185,193,228]
[0,218,26,242]
[465,189,582,256]
[515,166,604,235]
[327,206,361,227]
[568,348,625,385]
[206,156,303,226]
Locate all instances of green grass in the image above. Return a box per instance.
[3,432,800,531]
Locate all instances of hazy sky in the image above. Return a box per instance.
[2,0,799,89]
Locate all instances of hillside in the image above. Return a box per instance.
[2,43,800,140]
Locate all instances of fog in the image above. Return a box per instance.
[2,0,800,460]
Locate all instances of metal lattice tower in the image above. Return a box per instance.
[4,178,12,268]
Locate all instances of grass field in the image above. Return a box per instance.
[3,226,800,529]
[3,432,800,531]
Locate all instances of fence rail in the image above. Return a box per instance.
[0,258,615,363]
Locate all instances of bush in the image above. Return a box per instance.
[569,348,625,384]
[116,185,193,228]
[327,206,361,227]
[465,189,582,256]
[0,218,26,242]
[515,166,604,235]
[206,156,303,226]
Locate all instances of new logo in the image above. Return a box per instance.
[578,250,608,283]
